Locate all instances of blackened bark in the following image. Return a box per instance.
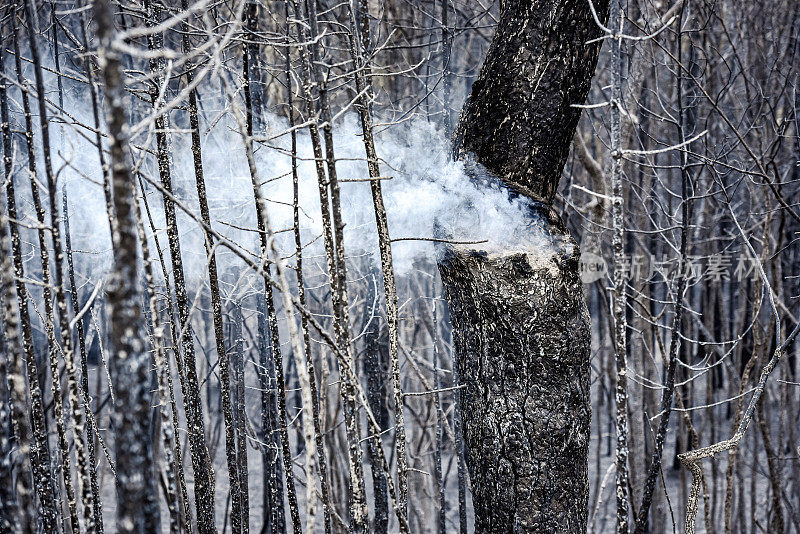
[286,5,333,525]
[93,0,157,530]
[135,192,180,534]
[22,3,97,529]
[140,2,217,528]
[363,316,389,534]
[256,298,285,533]
[346,1,409,518]
[230,303,250,532]
[453,0,609,203]
[290,1,368,528]
[451,338,468,534]
[0,34,58,531]
[63,188,104,532]
[431,300,447,534]
[0,188,35,534]
[440,1,608,532]
[439,206,591,533]
[0,301,17,533]
[79,9,116,234]
[12,8,81,532]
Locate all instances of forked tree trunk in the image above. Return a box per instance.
[439,1,608,532]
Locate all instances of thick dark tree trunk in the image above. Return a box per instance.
[439,207,591,533]
[93,0,159,531]
[453,0,608,202]
[439,1,608,532]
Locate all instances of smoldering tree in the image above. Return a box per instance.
[0,0,799,534]
[438,0,608,531]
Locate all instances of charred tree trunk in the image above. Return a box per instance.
[93,0,158,531]
[439,1,608,532]
[1,32,59,532]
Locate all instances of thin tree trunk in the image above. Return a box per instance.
[230,302,249,532]
[135,192,181,534]
[0,32,59,532]
[289,1,368,528]
[238,44,303,533]
[78,8,116,233]
[0,193,35,534]
[63,187,105,532]
[440,0,452,132]
[302,2,369,526]
[11,9,79,532]
[23,1,100,528]
[283,6,334,528]
[346,1,409,520]
[256,298,285,533]
[226,72,318,533]
[607,1,631,532]
[136,174,192,531]
[432,300,447,534]
[634,5,693,527]
[138,1,217,528]
[167,0,243,529]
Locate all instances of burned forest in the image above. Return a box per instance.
[1,0,799,532]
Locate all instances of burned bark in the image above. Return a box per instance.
[453,0,608,204]
[439,207,592,533]
[256,299,285,533]
[93,0,158,530]
[439,1,608,532]
[0,185,35,534]
[0,31,59,532]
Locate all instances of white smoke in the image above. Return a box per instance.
[43,90,549,289]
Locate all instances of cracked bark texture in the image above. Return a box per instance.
[93,0,159,530]
[440,0,608,532]
[453,0,609,203]
[439,207,591,533]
